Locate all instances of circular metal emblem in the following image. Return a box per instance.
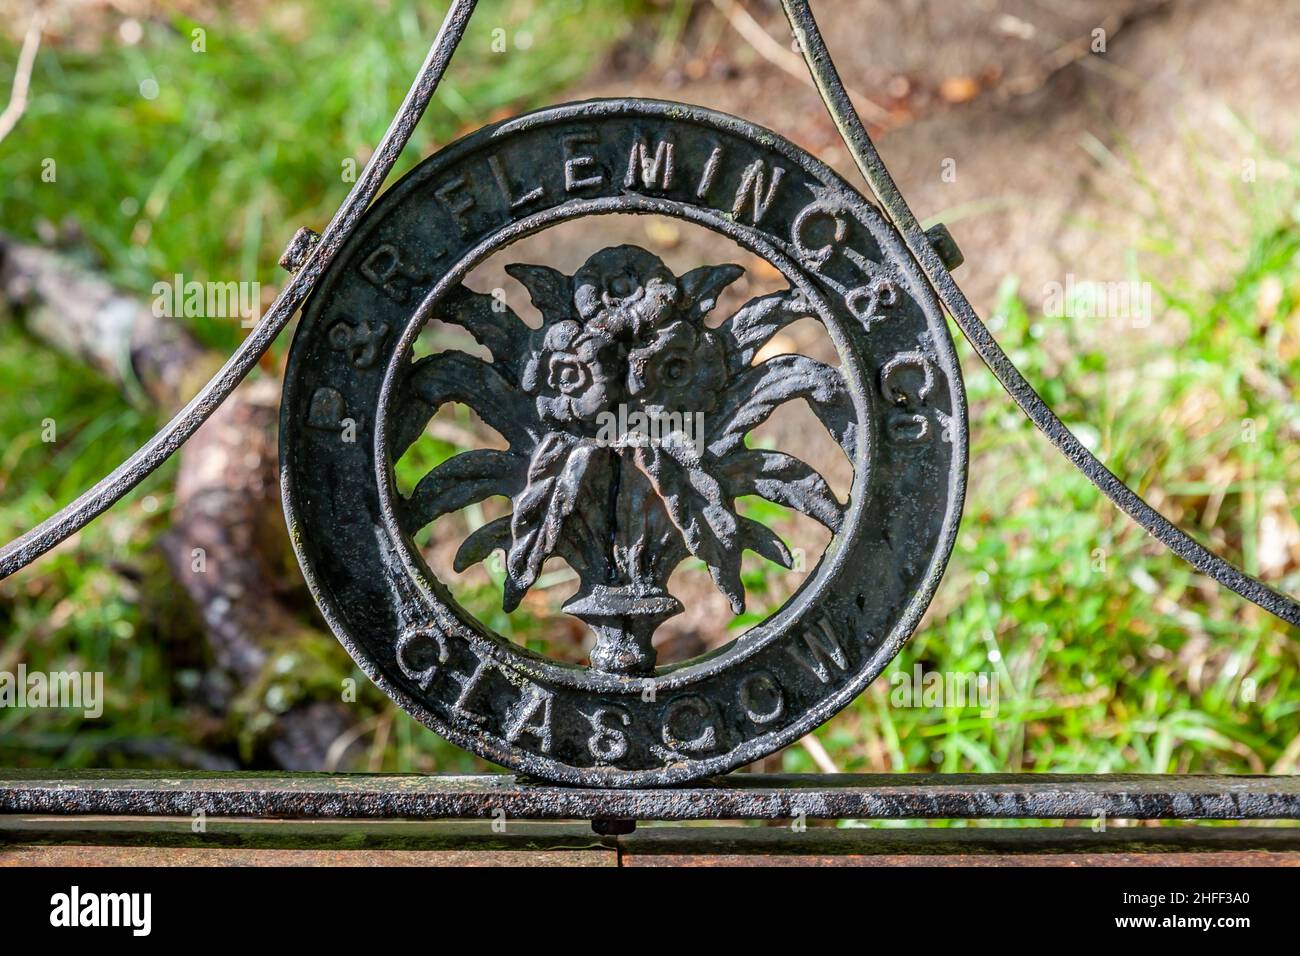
[282,99,967,786]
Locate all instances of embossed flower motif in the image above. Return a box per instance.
[401,243,855,677]
[573,246,680,337]
[627,320,727,414]
[521,320,617,424]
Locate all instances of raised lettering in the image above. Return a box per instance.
[505,687,553,753]
[880,351,937,444]
[739,671,785,725]
[396,628,448,691]
[880,352,935,404]
[792,202,848,270]
[563,132,604,192]
[306,387,347,431]
[697,145,723,198]
[328,319,388,369]
[436,174,477,230]
[786,618,849,684]
[661,695,718,754]
[887,413,929,443]
[846,278,899,333]
[586,706,631,763]
[450,657,492,724]
[359,244,429,304]
[732,159,786,225]
[489,153,545,209]
[625,135,674,192]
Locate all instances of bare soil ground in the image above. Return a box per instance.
[478,0,1300,660]
[577,0,1299,310]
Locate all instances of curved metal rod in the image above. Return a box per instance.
[781,0,1300,627]
[0,0,480,580]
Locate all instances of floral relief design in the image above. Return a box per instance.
[521,320,614,424]
[390,245,857,675]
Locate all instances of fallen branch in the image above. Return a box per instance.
[997,0,1178,99]
[710,0,893,128]
[0,13,42,145]
[799,732,841,774]
[0,234,363,771]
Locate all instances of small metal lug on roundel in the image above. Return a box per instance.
[925,223,963,271]
[279,227,322,273]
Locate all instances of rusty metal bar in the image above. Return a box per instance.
[2,772,1296,821]
[4,818,1298,867]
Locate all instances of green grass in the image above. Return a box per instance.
[787,197,1300,789]
[1,2,1297,790]
[0,0,643,772]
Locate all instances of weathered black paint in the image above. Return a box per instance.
[281,101,967,786]
[3,771,1296,821]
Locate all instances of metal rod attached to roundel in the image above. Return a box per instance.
[0,0,1294,787]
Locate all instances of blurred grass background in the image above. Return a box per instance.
[0,0,1297,793]
[0,0,646,771]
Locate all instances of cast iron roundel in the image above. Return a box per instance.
[0,0,1291,788]
[281,99,967,786]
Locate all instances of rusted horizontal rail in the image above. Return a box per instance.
[1,772,1296,821]
[4,819,1299,867]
